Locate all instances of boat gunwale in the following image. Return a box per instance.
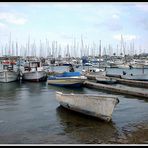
[56,91,119,100]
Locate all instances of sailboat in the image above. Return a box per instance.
[84,40,106,77]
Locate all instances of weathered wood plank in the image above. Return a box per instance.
[84,81,148,99]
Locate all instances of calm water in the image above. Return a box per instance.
[0,67,148,144]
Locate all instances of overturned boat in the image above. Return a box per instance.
[56,91,119,122]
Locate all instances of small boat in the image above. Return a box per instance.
[96,76,117,84]
[83,63,92,66]
[22,61,47,82]
[48,72,87,87]
[56,91,119,122]
[83,68,106,76]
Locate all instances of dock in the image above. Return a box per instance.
[85,74,148,88]
[115,78,148,88]
[84,80,148,99]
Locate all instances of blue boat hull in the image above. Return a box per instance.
[48,83,82,87]
[48,72,86,87]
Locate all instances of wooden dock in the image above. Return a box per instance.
[115,78,148,88]
[84,80,148,99]
[85,74,148,88]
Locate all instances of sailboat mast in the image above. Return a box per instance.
[27,35,30,57]
[9,32,11,56]
[99,40,101,68]
[81,35,84,57]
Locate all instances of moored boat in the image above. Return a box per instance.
[22,61,47,82]
[48,72,87,87]
[0,62,19,83]
[0,70,19,83]
[83,68,106,76]
[56,91,119,122]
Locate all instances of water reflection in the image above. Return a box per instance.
[48,84,85,94]
[21,81,47,93]
[56,106,118,144]
[0,82,21,100]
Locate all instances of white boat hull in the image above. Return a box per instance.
[83,68,106,77]
[117,64,130,69]
[0,71,19,83]
[56,92,119,122]
[90,71,106,76]
[22,71,47,82]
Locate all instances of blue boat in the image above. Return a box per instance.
[48,72,87,87]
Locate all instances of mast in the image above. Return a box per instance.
[73,37,76,58]
[27,35,30,57]
[16,41,18,56]
[81,35,84,57]
[11,41,14,56]
[39,40,42,58]
[99,40,101,69]
[8,32,11,56]
[52,41,55,58]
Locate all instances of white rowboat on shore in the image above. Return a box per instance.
[56,91,119,122]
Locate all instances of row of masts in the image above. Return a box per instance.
[0,34,143,58]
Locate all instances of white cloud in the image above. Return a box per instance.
[0,12,27,25]
[135,3,148,11]
[113,34,138,41]
[112,14,120,19]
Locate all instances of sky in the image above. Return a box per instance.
[0,2,148,57]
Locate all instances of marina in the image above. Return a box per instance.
[0,2,148,145]
[0,79,148,144]
[0,64,148,144]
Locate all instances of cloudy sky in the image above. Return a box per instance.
[0,2,148,56]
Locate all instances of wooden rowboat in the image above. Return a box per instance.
[56,91,119,122]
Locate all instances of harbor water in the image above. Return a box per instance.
[0,67,148,144]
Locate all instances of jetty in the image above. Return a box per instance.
[84,80,148,99]
[85,74,148,88]
[115,78,148,88]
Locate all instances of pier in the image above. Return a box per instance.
[115,78,148,88]
[84,80,148,99]
[85,74,148,88]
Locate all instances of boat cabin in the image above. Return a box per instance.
[24,61,43,72]
[0,61,15,71]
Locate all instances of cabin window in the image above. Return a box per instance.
[3,65,8,70]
